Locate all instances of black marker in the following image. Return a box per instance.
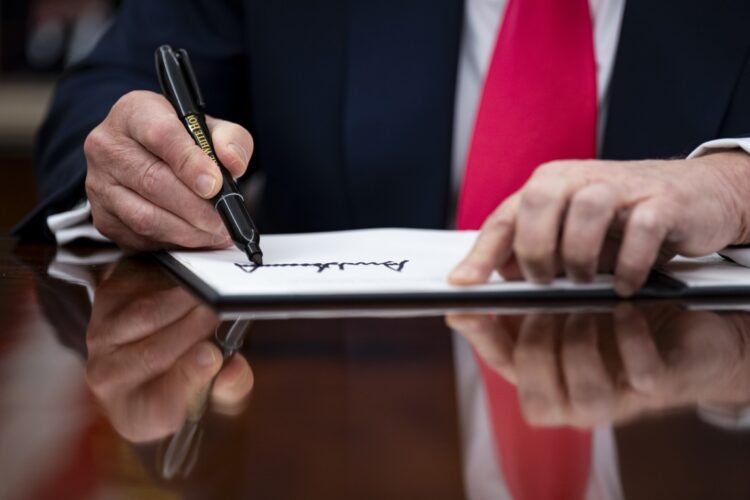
[155,45,263,265]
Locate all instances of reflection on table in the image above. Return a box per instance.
[4,242,750,499]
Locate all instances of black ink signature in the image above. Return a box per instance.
[235,260,409,274]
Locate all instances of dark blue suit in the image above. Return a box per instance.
[15,0,750,241]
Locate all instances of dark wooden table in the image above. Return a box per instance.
[3,237,750,500]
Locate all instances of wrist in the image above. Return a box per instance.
[698,150,750,245]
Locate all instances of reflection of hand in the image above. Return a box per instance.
[447,304,750,428]
[33,0,103,23]
[85,261,254,443]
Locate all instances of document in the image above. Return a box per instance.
[162,229,750,305]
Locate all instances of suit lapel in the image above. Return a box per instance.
[344,0,464,229]
[603,0,750,160]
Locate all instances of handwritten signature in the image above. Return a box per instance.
[235,260,410,274]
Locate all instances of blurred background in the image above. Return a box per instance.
[0,0,119,234]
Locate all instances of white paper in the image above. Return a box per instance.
[168,228,613,300]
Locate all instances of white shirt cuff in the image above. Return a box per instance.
[688,137,750,159]
[46,200,110,246]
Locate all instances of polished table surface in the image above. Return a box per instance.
[3,237,750,500]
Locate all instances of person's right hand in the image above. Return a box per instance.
[84,90,255,251]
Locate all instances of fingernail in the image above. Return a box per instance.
[195,174,217,198]
[195,344,217,367]
[450,264,482,284]
[614,280,634,298]
[228,143,249,167]
[211,231,231,246]
[631,373,656,392]
[568,269,593,284]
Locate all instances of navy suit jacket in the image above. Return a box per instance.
[15,0,750,241]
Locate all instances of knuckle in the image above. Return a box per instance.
[521,184,557,209]
[632,208,662,234]
[482,212,514,233]
[83,127,109,158]
[118,90,157,111]
[139,160,164,195]
[655,179,680,200]
[173,146,207,180]
[143,118,174,149]
[127,202,157,237]
[84,360,110,396]
[84,173,101,200]
[137,343,164,379]
[534,160,567,177]
[113,90,149,120]
[571,191,608,217]
[570,382,609,407]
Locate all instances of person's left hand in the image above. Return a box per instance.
[449,152,750,296]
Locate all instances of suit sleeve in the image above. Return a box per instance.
[13,0,249,242]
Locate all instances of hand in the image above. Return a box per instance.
[450,152,750,296]
[84,90,255,251]
[86,261,254,442]
[447,304,750,428]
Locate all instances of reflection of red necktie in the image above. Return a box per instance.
[478,358,591,500]
[456,0,598,230]
[463,1,596,495]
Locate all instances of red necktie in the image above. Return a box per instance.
[456,0,598,230]
[461,0,596,497]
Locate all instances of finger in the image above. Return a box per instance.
[449,194,520,285]
[614,303,664,392]
[211,355,254,415]
[561,313,615,425]
[513,177,572,284]
[561,183,623,283]
[122,93,222,198]
[206,116,254,179]
[447,313,517,383]
[123,341,223,443]
[614,200,671,297]
[108,149,228,238]
[498,254,524,280]
[87,305,220,394]
[514,314,566,426]
[107,184,231,249]
[88,287,198,354]
[90,198,162,252]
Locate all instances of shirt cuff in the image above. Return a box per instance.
[687,137,750,159]
[46,200,111,246]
